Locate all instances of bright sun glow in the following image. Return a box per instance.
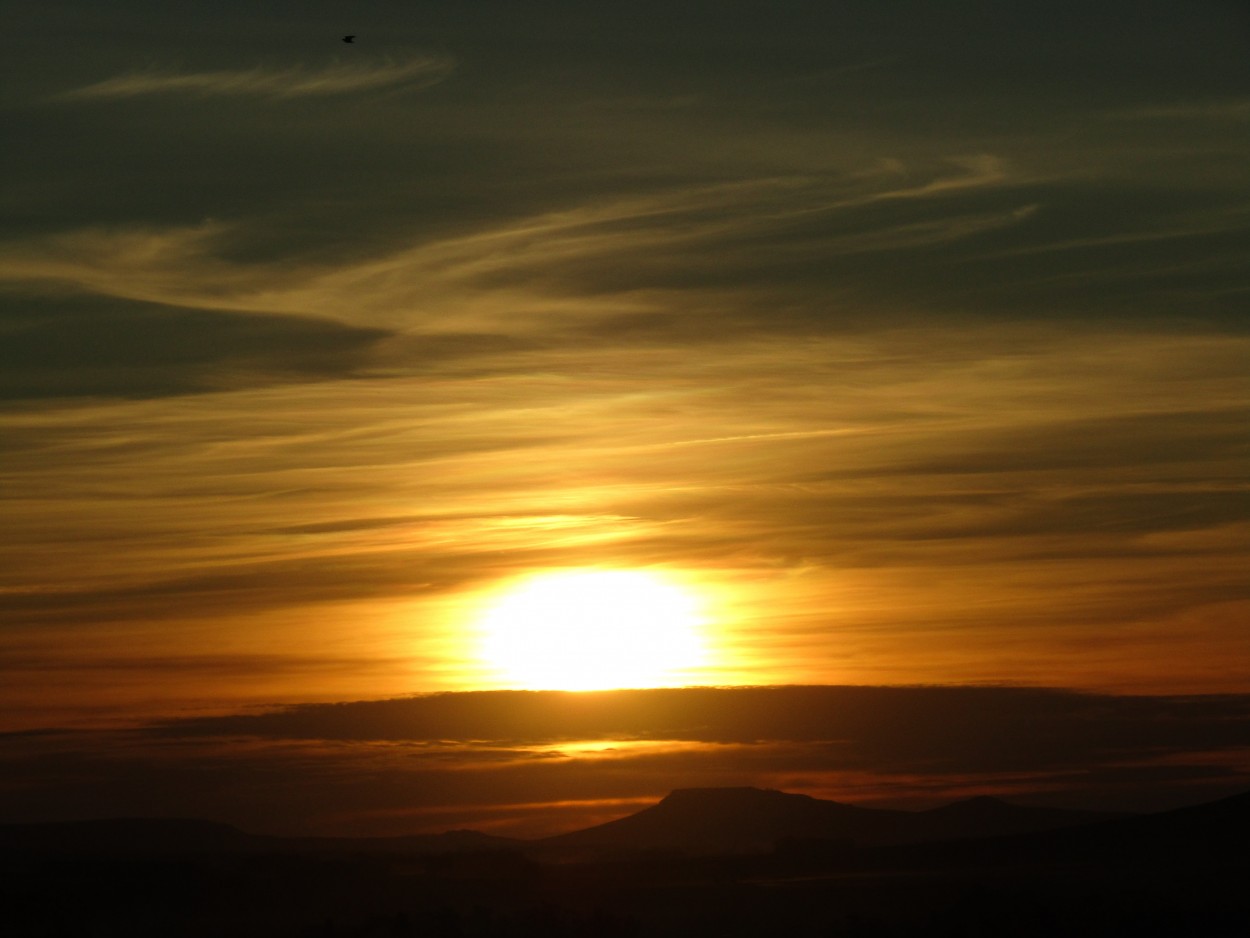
[477,569,708,690]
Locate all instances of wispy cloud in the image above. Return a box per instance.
[1111,98,1250,122]
[0,160,1032,332]
[56,56,455,101]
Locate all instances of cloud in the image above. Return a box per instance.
[56,57,456,101]
[148,686,1250,758]
[2,311,1244,706]
[0,294,391,400]
[1111,98,1250,122]
[1,0,1246,738]
[1,147,1240,345]
[3,686,1248,836]
[0,161,1032,335]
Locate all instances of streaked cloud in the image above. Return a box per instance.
[2,687,1247,836]
[56,56,455,101]
[1,0,1247,812]
[151,686,1250,753]
[0,294,390,400]
[0,161,1032,331]
[1111,98,1250,122]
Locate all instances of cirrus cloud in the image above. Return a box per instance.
[56,56,455,102]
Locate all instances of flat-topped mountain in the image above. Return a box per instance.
[539,786,1127,854]
[543,786,891,854]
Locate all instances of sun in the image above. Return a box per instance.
[476,569,708,691]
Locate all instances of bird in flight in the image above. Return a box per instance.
[342,35,355,43]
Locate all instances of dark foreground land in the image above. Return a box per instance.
[3,788,1247,937]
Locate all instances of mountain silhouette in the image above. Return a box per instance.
[0,818,256,856]
[902,793,1126,844]
[7,786,1224,863]
[966,785,1250,866]
[538,786,1126,855]
[0,817,516,858]
[542,787,889,854]
[5,790,1246,937]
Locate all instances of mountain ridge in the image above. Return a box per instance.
[0,816,517,858]
[0,786,1165,859]
[538,785,1130,854]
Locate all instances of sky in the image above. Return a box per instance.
[2,0,1248,835]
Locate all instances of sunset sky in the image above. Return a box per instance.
[2,1,1248,836]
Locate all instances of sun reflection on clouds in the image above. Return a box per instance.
[529,738,718,760]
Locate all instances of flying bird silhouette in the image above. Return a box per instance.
[342,35,355,43]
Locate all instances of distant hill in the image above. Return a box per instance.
[960,785,1250,867]
[0,817,517,858]
[538,786,1127,855]
[10,786,1223,862]
[0,818,258,856]
[899,793,1126,845]
[296,828,518,856]
[788,784,1250,886]
[5,790,1245,938]
[541,787,892,854]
